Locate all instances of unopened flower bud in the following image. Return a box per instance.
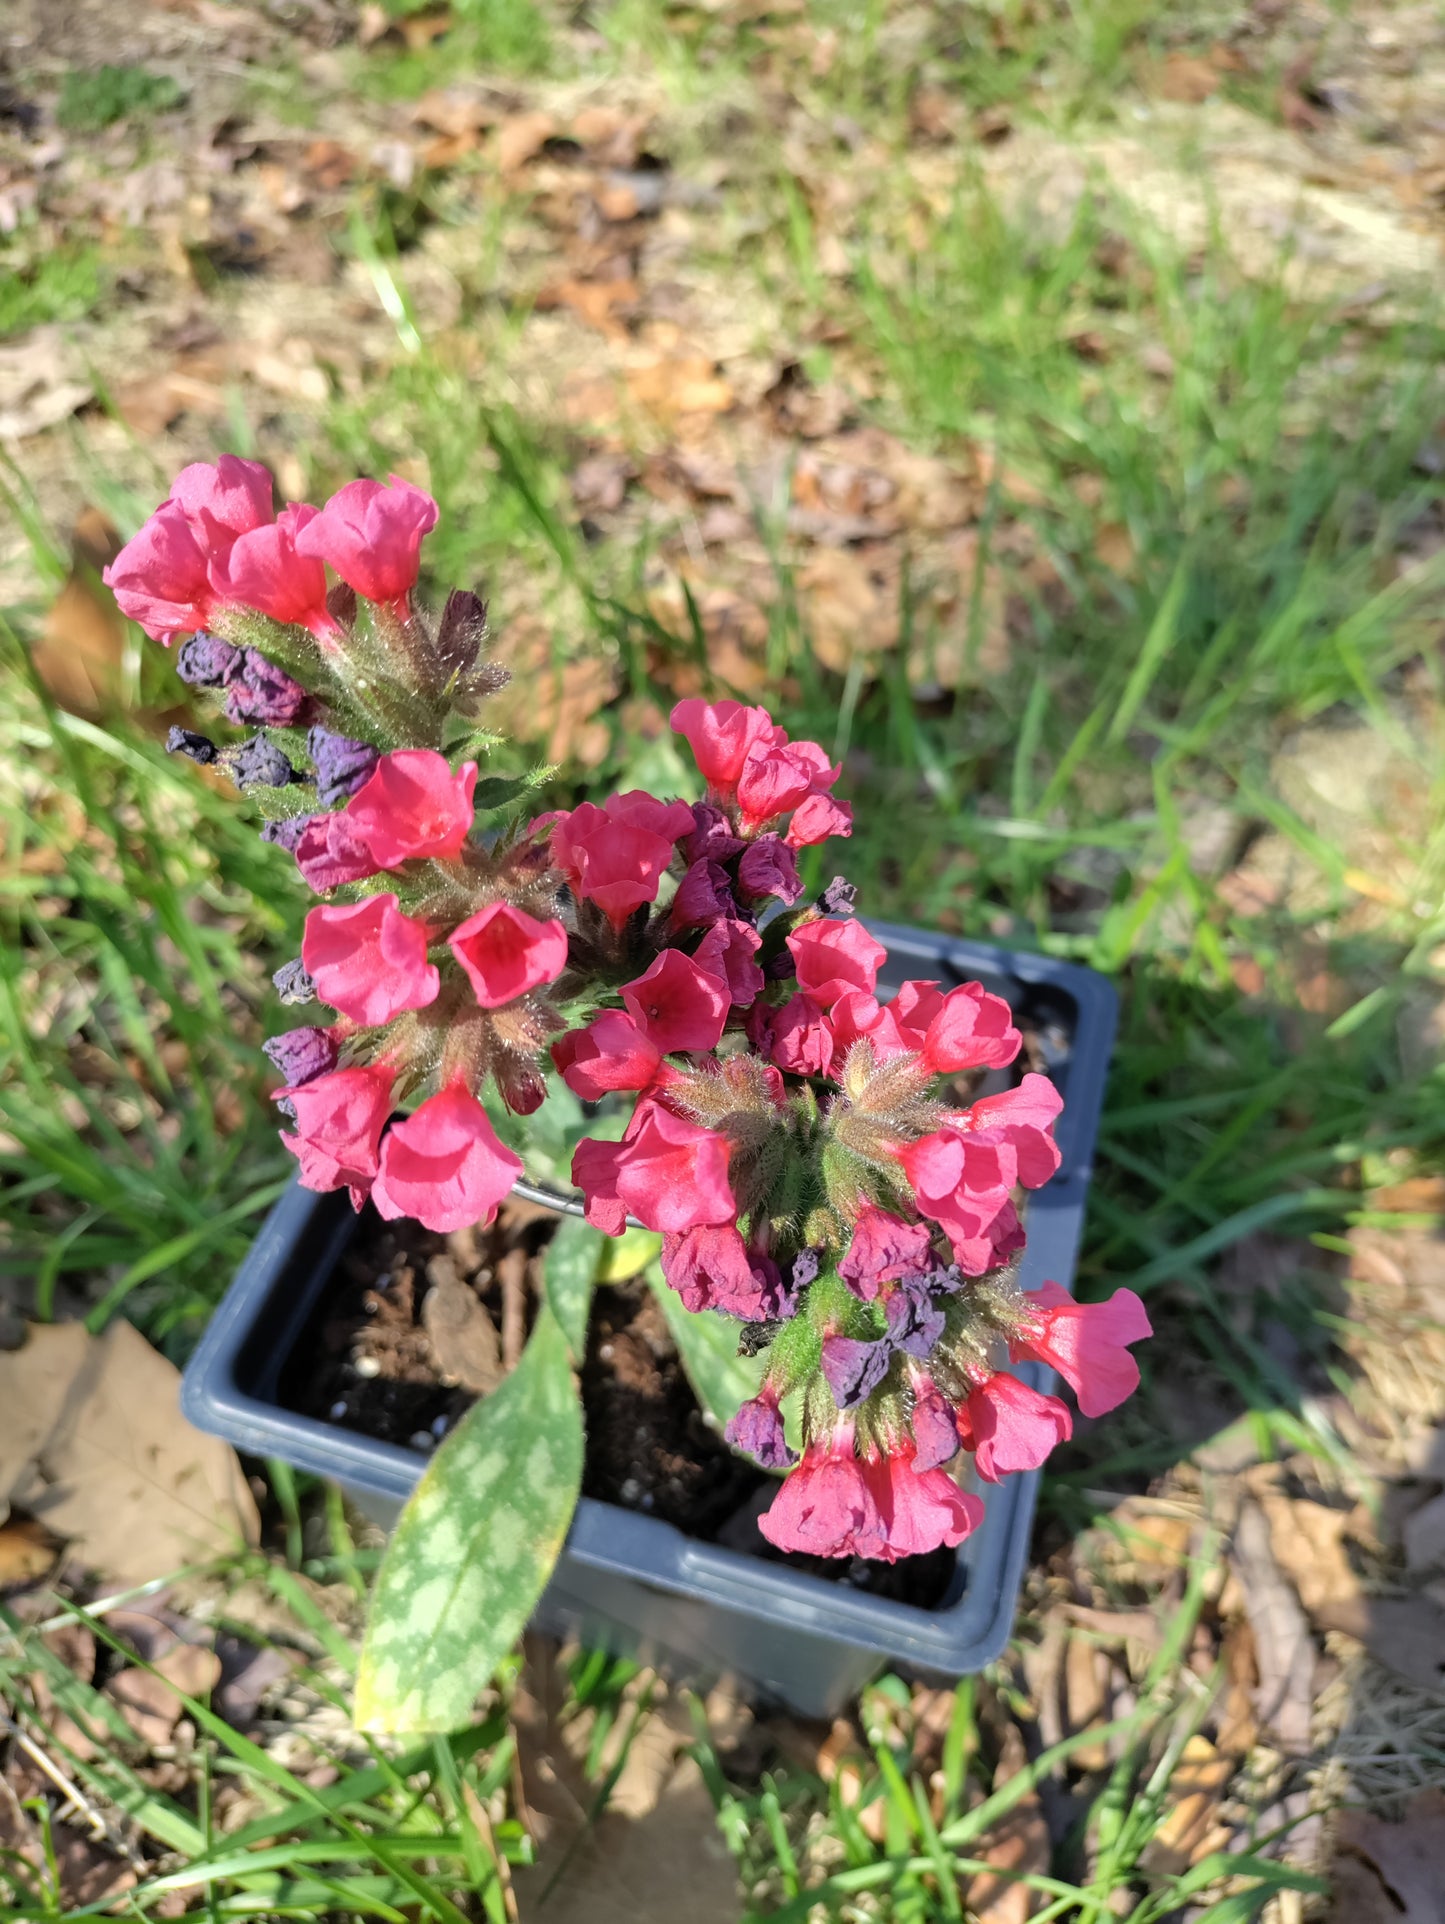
[262,1025,341,1086]
[175,633,244,688]
[232,734,297,791]
[307,726,379,807]
[166,726,217,765]
[273,958,316,1004]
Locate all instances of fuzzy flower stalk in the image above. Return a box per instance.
[114,458,1151,1570]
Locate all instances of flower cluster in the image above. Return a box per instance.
[111,458,1150,1570]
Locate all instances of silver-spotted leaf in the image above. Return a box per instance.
[543,1215,604,1361]
[646,1268,764,1433]
[354,1304,582,1734]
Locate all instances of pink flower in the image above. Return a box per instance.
[549,792,695,929]
[278,1062,393,1204]
[620,949,731,1055]
[207,503,336,639]
[758,1426,890,1560]
[888,980,1021,1074]
[949,1197,1026,1277]
[302,894,439,1026]
[670,699,783,798]
[169,456,274,542]
[692,920,765,1007]
[294,475,439,608]
[660,1223,786,1319]
[103,500,214,644]
[1010,1281,1152,1418]
[450,901,567,1008]
[294,811,379,892]
[786,792,853,848]
[571,1099,734,1235]
[880,1448,985,1561]
[787,918,886,1008]
[826,990,908,1066]
[736,737,838,831]
[957,1074,1064,1188]
[837,1205,937,1301]
[551,1012,663,1100]
[371,1081,522,1232]
[762,993,833,1076]
[342,750,477,868]
[961,1372,1072,1481]
[897,1127,1019,1269]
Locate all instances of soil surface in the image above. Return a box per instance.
[282,1198,957,1607]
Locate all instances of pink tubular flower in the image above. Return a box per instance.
[294,811,379,892]
[837,1205,937,1301]
[549,792,695,929]
[294,475,439,609]
[342,750,478,868]
[889,979,1022,1075]
[551,1012,663,1100]
[660,1223,785,1320]
[961,1372,1073,1481]
[278,1062,393,1204]
[959,1074,1065,1188]
[571,1099,734,1235]
[169,456,274,542]
[897,1127,1019,1270]
[103,500,214,644]
[880,1448,985,1561]
[826,990,908,1066]
[302,894,439,1026]
[786,791,853,848]
[207,503,336,639]
[449,902,567,1009]
[787,918,887,1008]
[370,1081,523,1232]
[620,949,731,1055]
[736,737,839,832]
[670,699,783,799]
[758,1426,890,1560]
[763,993,834,1077]
[692,920,765,1007]
[1010,1281,1152,1418]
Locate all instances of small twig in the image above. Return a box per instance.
[0,1709,145,1871]
[463,1781,519,1924]
[499,1246,527,1373]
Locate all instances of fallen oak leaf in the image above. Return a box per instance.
[1332,1788,1445,1924]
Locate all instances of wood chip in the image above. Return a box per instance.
[422,1255,503,1394]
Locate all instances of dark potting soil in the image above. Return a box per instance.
[280,1199,958,1608]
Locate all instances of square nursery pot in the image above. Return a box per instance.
[181,923,1116,1718]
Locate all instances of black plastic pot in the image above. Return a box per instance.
[181,924,1115,1717]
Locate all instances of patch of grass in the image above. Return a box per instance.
[0,243,104,336]
[356,0,553,100]
[56,64,185,131]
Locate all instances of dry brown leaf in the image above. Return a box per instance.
[0,1320,259,1589]
[0,1514,60,1590]
[32,509,128,717]
[1231,1498,1315,1753]
[422,1255,502,1394]
[1158,52,1222,103]
[1215,1617,1259,1758]
[1095,522,1135,572]
[1404,1492,1445,1573]
[797,546,900,672]
[399,10,453,51]
[1138,1735,1234,1874]
[966,1721,1049,1924]
[1246,1476,1361,1618]
[412,88,497,138]
[1312,1594,1445,1696]
[1331,1789,1445,1923]
[496,111,556,174]
[626,352,734,419]
[107,1642,222,1746]
[535,278,639,339]
[0,328,92,440]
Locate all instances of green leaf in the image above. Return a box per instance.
[646,1268,764,1434]
[470,767,557,812]
[355,1306,583,1734]
[543,1214,603,1360]
[596,1225,663,1282]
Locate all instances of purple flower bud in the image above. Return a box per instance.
[232,734,297,791]
[911,1388,961,1471]
[682,800,744,867]
[820,1334,892,1411]
[307,726,379,807]
[764,948,797,981]
[226,651,309,727]
[166,726,217,765]
[262,1025,341,1087]
[175,633,244,688]
[261,815,316,854]
[738,835,803,905]
[273,958,315,1005]
[725,1392,797,1470]
[818,876,857,917]
[883,1277,947,1359]
[669,858,735,931]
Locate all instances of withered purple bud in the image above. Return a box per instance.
[682,800,744,867]
[669,859,735,930]
[226,650,309,727]
[791,1248,822,1290]
[883,1278,946,1359]
[724,1392,797,1470]
[821,1334,892,1411]
[764,948,798,980]
[273,958,316,1005]
[738,835,803,904]
[261,815,315,854]
[325,580,357,627]
[818,876,857,917]
[436,587,487,678]
[166,726,217,765]
[307,726,379,807]
[262,1025,340,1086]
[232,734,297,791]
[175,633,243,688]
